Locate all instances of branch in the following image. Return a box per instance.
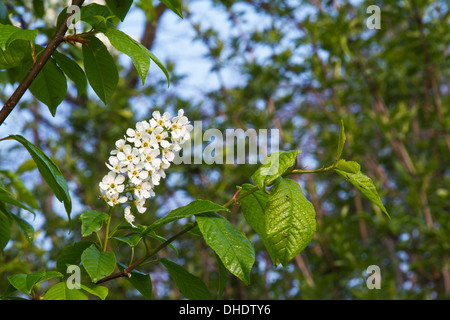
[0,0,85,126]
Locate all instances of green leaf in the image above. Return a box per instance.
[103,25,171,87]
[56,241,93,274]
[146,231,178,256]
[32,0,45,18]
[43,282,88,300]
[81,245,116,283]
[0,24,19,49]
[0,39,32,70]
[141,199,228,236]
[80,3,114,30]
[4,29,37,49]
[113,233,142,247]
[52,51,87,98]
[264,177,316,267]
[4,135,72,222]
[251,150,301,193]
[1,284,20,300]
[196,212,255,285]
[104,27,150,85]
[9,212,34,244]
[0,23,36,50]
[6,275,29,295]
[187,222,202,237]
[106,0,133,21]
[138,0,156,21]
[39,271,64,283]
[7,270,62,295]
[23,58,67,116]
[335,159,360,174]
[146,50,170,87]
[55,6,68,29]
[336,120,346,161]
[118,262,152,300]
[82,35,118,104]
[215,253,227,300]
[79,210,109,237]
[238,184,279,265]
[114,228,179,253]
[1,170,39,209]
[15,159,37,175]
[79,283,109,300]
[334,161,390,219]
[160,0,184,18]
[0,211,10,252]
[8,270,44,295]
[0,188,36,216]
[160,258,212,300]
[20,48,67,116]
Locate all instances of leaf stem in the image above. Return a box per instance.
[96,231,103,248]
[103,206,113,252]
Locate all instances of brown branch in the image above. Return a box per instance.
[353,187,369,248]
[294,253,315,287]
[0,0,85,126]
[443,260,450,297]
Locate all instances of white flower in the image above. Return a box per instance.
[126,121,148,147]
[99,171,125,194]
[162,146,175,163]
[107,192,128,207]
[136,120,150,132]
[134,181,154,199]
[105,156,126,173]
[110,138,127,155]
[100,109,192,224]
[152,126,171,148]
[135,197,147,214]
[141,148,161,171]
[127,163,149,185]
[152,111,171,128]
[139,133,158,154]
[117,144,140,166]
[148,169,162,186]
[146,118,158,134]
[124,206,136,227]
[171,112,188,129]
[171,109,192,143]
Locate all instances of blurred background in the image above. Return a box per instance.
[0,0,449,299]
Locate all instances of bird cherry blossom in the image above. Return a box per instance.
[99,109,193,227]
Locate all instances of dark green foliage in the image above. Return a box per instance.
[0,0,448,300]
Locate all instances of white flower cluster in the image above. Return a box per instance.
[99,110,193,227]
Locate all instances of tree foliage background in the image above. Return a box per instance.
[0,0,449,299]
